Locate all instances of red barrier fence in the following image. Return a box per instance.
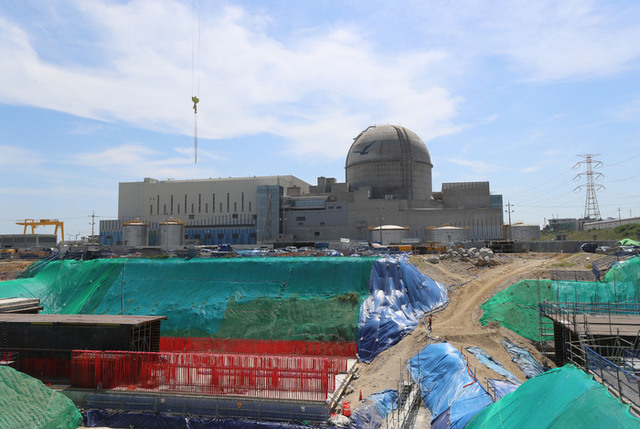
[159,337,357,357]
[71,350,349,401]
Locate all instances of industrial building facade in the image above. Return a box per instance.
[100,125,504,248]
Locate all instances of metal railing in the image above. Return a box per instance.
[566,337,640,415]
[71,350,348,402]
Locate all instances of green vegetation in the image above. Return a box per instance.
[540,223,640,242]
[334,292,360,306]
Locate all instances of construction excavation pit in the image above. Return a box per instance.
[1,252,640,428]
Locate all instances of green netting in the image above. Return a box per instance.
[467,364,640,428]
[481,257,640,340]
[0,257,376,341]
[0,365,82,429]
[480,279,555,340]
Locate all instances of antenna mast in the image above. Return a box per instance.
[574,154,604,220]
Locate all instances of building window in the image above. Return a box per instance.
[218,233,224,239]
[164,204,167,214]
[194,234,201,239]
[232,233,239,239]
[184,194,187,212]
[232,214,238,219]
[157,195,160,215]
[314,231,320,236]
[205,233,211,239]
[191,203,194,214]
[189,214,195,220]
[241,192,245,212]
[220,203,223,212]
[205,203,208,213]
[296,216,306,221]
[250,232,256,239]
[198,194,201,213]
[226,193,230,212]
[170,195,174,214]
[177,204,181,214]
[150,205,153,215]
[234,202,237,213]
[213,194,216,213]
[249,201,252,212]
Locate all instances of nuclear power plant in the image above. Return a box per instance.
[99,125,504,248]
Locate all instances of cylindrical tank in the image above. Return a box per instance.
[369,225,409,245]
[122,220,148,247]
[346,125,433,201]
[159,219,184,250]
[425,226,471,244]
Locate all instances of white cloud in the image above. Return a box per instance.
[0,1,461,161]
[0,145,45,166]
[447,158,501,175]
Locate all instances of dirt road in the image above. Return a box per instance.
[343,252,603,406]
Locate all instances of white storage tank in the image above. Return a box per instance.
[425,226,471,244]
[159,219,184,250]
[122,220,148,247]
[368,225,409,245]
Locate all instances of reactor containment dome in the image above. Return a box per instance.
[345,125,433,201]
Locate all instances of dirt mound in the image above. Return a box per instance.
[343,252,607,405]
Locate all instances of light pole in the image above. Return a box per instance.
[505,201,514,241]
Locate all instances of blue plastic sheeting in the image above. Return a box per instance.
[487,379,520,400]
[407,343,493,429]
[501,339,545,379]
[465,346,519,384]
[85,410,322,428]
[348,403,383,429]
[366,389,398,419]
[347,389,398,429]
[357,257,448,363]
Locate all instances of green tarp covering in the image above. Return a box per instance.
[620,238,640,247]
[467,364,640,428]
[0,365,82,429]
[481,257,640,340]
[0,257,376,341]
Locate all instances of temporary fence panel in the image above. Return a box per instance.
[159,337,357,357]
[71,350,348,402]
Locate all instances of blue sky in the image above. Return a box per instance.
[1,0,640,240]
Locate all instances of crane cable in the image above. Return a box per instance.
[191,0,201,163]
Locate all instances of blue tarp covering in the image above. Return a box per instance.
[348,404,382,429]
[347,389,398,429]
[407,343,493,429]
[465,346,520,384]
[486,379,520,400]
[501,339,545,379]
[366,389,398,419]
[85,410,321,428]
[357,257,448,363]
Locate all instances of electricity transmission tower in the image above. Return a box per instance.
[574,154,604,220]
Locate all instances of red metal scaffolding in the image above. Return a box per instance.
[71,350,349,401]
[159,337,357,357]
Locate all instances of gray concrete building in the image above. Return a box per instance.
[101,125,504,247]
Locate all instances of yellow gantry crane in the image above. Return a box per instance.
[16,219,65,243]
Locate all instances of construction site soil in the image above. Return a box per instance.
[0,253,604,416]
[342,252,605,407]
